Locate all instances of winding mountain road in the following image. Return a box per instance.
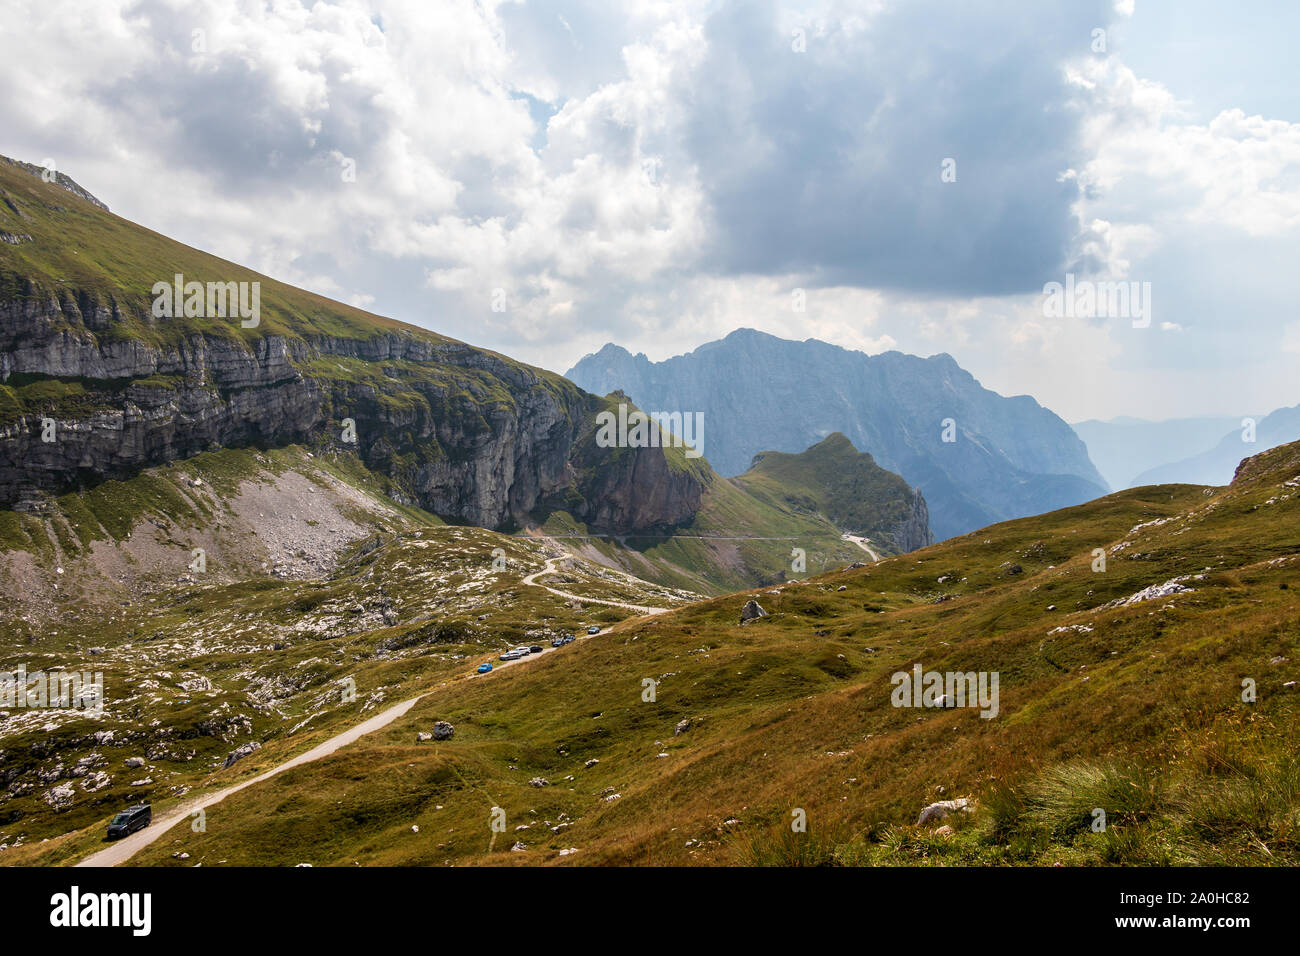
[521,555,672,615]
[77,693,427,867]
[76,554,670,868]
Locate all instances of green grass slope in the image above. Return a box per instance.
[53,443,1297,868]
[736,432,928,550]
[0,156,424,349]
[0,444,696,861]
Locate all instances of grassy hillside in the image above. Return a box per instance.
[0,444,697,860]
[0,156,422,349]
[736,432,927,550]
[536,464,866,595]
[26,442,1294,868]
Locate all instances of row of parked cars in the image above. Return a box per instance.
[474,627,601,673]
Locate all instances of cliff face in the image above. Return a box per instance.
[0,150,711,534]
[893,487,933,553]
[0,291,703,533]
[567,329,1108,540]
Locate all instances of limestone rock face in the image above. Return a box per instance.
[0,295,707,534]
[892,487,934,553]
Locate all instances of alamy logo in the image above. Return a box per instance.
[49,886,151,936]
[151,273,260,328]
[0,664,103,717]
[1041,273,1151,328]
[891,663,999,718]
[595,403,704,459]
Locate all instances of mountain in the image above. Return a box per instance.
[1071,415,1244,489]
[19,437,1296,867]
[0,156,928,608]
[735,432,931,553]
[565,329,1107,540]
[0,155,703,535]
[1131,404,1300,487]
[538,428,932,595]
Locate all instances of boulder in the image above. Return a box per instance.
[739,600,767,624]
[917,797,973,825]
[432,721,455,741]
[222,740,262,769]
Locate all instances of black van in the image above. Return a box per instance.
[106,803,151,840]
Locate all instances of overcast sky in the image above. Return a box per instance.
[2,0,1297,422]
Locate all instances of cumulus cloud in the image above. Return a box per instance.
[0,0,1296,420]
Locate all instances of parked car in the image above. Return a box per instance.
[529,644,543,654]
[563,635,576,644]
[552,637,565,648]
[500,650,524,661]
[106,803,151,840]
[587,626,600,635]
[477,662,493,673]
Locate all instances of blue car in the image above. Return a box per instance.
[476,662,493,673]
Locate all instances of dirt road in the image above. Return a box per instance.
[522,555,671,615]
[76,557,668,867]
[841,534,881,562]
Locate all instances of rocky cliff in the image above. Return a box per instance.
[895,487,933,553]
[0,157,702,534]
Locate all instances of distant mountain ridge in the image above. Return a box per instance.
[1132,404,1300,487]
[1071,415,1245,489]
[566,329,1107,540]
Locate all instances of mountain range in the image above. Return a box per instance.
[1130,404,1300,487]
[0,155,927,607]
[1070,415,1246,490]
[0,155,1297,869]
[566,331,1108,540]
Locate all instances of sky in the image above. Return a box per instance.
[1,0,1297,423]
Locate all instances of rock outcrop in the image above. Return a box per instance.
[0,155,712,536]
[893,487,933,553]
[0,294,705,534]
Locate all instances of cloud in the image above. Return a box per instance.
[0,0,1296,422]
[680,0,1115,295]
